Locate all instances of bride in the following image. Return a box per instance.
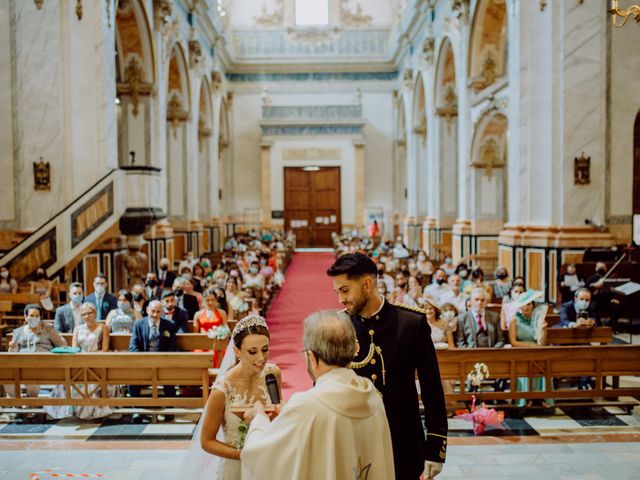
[180,315,281,479]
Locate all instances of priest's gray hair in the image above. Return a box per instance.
[303,309,357,368]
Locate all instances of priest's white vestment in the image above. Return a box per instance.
[241,367,395,480]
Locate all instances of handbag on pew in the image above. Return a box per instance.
[51,346,81,354]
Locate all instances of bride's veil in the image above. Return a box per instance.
[177,343,237,479]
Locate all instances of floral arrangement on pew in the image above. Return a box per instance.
[207,325,231,340]
[454,362,505,435]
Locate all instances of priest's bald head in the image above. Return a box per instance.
[303,309,357,382]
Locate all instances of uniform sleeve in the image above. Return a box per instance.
[415,315,448,463]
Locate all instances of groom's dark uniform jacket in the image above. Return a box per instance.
[350,300,448,480]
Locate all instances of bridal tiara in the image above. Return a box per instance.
[231,315,268,340]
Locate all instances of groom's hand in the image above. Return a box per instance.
[425,461,443,479]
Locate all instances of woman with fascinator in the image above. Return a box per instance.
[180,315,281,479]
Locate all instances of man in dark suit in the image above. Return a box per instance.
[161,290,190,333]
[84,274,118,321]
[456,288,505,348]
[327,253,447,480]
[128,300,178,407]
[54,282,84,333]
[156,257,177,289]
[173,277,199,319]
[559,287,600,328]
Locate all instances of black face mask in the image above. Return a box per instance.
[496,273,508,280]
[378,270,384,277]
[147,280,157,288]
[160,265,168,272]
[436,279,446,285]
[174,289,184,297]
[596,268,606,275]
[133,293,144,302]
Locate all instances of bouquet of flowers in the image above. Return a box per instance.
[234,421,248,449]
[455,362,505,435]
[207,325,231,340]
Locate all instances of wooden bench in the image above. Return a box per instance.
[435,345,640,405]
[4,332,228,354]
[0,352,214,408]
[545,327,613,345]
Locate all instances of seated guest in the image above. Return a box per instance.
[500,278,527,331]
[376,262,395,293]
[559,287,599,328]
[439,256,455,276]
[402,276,424,308]
[156,257,177,289]
[7,304,67,398]
[491,266,512,300]
[106,289,141,333]
[456,262,472,291]
[508,290,553,407]
[586,261,607,291]
[54,282,84,333]
[456,288,504,348]
[559,263,584,304]
[30,267,53,300]
[463,268,493,300]
[392,272,409,303]
[376,280,393,303]
[440,302,459,333]
[145,272,163,305]
[173,277,200,319]
[241,310,394,480]
[128,301,178,408]
[161,290,190,333]
[423,268,451,304]
[131,283,147,316]
[85,274,118,321]
[0,266,18,294]
[191,264,206,293]
[244,261,265,290]
[425,299,454,350]
[416,250,435,277]
[194,288,228,334]
[439,274,467,314]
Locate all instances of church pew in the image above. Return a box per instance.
[4,332,228,354]
[0,352,214,408]
[545,327,613,345]
[434,345,640,404]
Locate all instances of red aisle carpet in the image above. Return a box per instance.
[267,252,340,399]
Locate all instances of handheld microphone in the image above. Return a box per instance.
[265,373,280,405]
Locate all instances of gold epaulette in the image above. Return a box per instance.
[393,302,428,315]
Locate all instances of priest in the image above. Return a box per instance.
[241,309,395,480]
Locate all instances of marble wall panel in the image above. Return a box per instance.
[561,1,607,225]
[0,0,15,222]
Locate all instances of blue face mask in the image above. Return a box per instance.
[575,299,589,311]
[70,294,83,305]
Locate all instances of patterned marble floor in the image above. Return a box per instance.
[0,406,639,479]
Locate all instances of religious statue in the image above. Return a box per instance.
[123,242,148,288]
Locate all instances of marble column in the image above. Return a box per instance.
[0,0,15,222]
[354,141,365,229]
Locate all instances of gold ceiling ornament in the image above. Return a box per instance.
[540,0,547,11]
[402,68,414,89]
[166,92,188,139]
[452,0,470,21]
[76,0,83,20]
[211,71,223,93]
[436,84,458,134]
[609,0,640,27]
[123,56,144,116]
[421,37,435,65]
[198,116,212,151]
[472,137,505,178]
[34,0,44,10]
[340,0,372,28]
[188,40,203,69]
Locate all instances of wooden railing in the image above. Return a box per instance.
[436,345,640,402]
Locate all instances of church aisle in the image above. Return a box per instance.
[266,252,340,398]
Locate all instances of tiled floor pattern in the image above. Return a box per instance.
[0,442,638,479]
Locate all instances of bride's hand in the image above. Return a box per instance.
[244,400,265,423]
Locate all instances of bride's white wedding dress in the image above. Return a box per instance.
[178,345,278,480]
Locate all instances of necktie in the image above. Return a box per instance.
[151,324,159,339]
[477,313,485,332]
[96,296,103,320]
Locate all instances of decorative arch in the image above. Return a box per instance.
[198,78,213,150]
[434,37,457,116]
[115,0,155,99]
[471,110,508,173]
[217,98,232,216]
[468,0,508,92]
[166,43,191,137]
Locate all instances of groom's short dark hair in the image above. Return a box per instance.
[326,252,377,279]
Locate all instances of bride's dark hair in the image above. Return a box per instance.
[233,324,270,349]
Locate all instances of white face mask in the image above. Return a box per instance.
[443,311,455,319]
[0,270,8,279]
[26,317,41,329]
[70,293,83,305]
[94,285,105,295]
